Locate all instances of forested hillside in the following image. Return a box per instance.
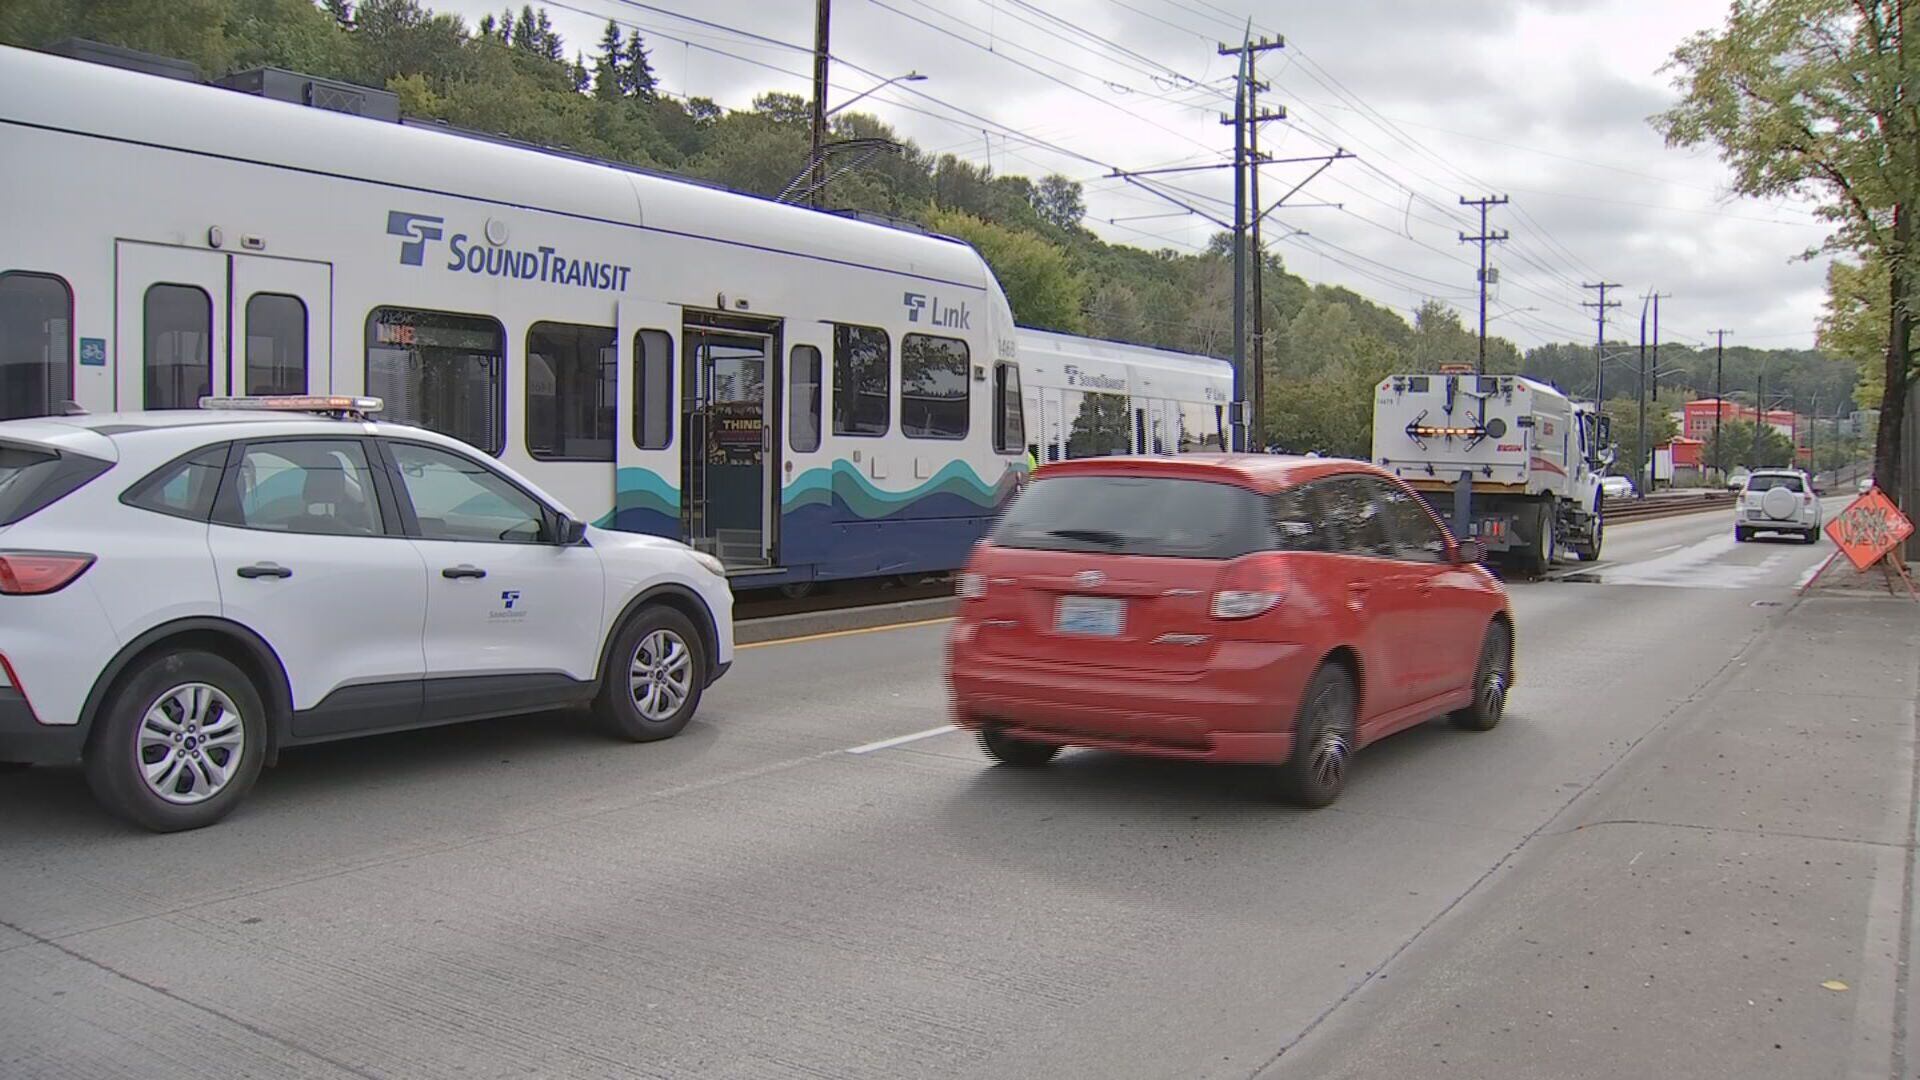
[0,0,1862,462]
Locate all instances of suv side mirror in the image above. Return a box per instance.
[554,516,588,545]
[1453,539,1484,564]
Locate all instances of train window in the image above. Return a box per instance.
[901,334,969,440]
[832,323,889,436]
[365,307,505,456]
[994,363,1025,453]
[0,272,73,421]
[144,283,212,410]
[526,321,616,461]
[634,329,673,450]
[1067,392,1129,459]
[789,344,822,453]
[244,293,308,395]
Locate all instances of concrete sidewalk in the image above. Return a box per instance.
[1267,592,1920,1080]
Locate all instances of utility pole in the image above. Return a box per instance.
[1460,195,1509,375]
[1635,291,1672,497]
[1638,291,1650,499]
[1710,329,1731,478]
[808,0,830,208]
[1650,294,1662,401]
[1583,282,1621,402]
[1217,32,1284,452]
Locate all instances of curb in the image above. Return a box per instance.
[736,596,956,644]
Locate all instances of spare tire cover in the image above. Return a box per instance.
[1762,485,1798,520]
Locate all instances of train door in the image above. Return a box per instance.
[1042,391,1066,462]
[114,243,226,409]
[232,257,330,395]
[613,300,683,538]
[681,318,779,568]
[113,241,333,409]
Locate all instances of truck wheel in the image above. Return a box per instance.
[1570,507,1603,562]
[1525,504,1556,575]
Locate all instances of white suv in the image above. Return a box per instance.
[1734,468,1822,544]
[0,398,734,831]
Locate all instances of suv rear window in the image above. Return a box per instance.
[0,442,112,526]
[990,474,1270,558]
[1747,473,1805,493]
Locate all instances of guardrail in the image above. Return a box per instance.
[1605,490,1735,523]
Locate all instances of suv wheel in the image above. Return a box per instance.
[1452,621,1511,732]
[594,606,706,742]
[1280,663,1356,808]
[979,725,1061,767]
[1734,526,1751,543]
[85,650,266,832]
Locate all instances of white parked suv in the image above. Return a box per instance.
[1734,468,1822,544]
[0,397,734,831]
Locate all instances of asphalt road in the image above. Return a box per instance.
[0,501,1905,1080]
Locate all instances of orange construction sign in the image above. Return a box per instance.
[1825,487,1915,571]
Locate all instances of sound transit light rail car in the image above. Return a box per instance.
[0,42,1033,590]
[1015,328,1233,463]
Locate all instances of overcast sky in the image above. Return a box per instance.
[440,0,1834,354]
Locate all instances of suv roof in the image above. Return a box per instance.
[1035,453,1377,494]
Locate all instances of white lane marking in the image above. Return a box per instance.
[845,725,957,755]
[1654,544,1684,554]
[1794,560,1828,590]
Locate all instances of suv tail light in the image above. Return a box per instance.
[0,551,96,595]
[957,571,987,600]
[1212,590,1282,619]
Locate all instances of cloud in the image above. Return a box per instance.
[435,0,1834,352]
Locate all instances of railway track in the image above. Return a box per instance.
[1604,490,1736,523]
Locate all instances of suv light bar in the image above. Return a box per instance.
[199,395,384,417]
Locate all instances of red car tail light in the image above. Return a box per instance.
[0,551,96,595]
[1211,590,1282,619]
[1211,554,1288,620]
[957,571,988,600]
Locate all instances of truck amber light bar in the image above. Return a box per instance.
[199,395,384,416]
[1408,424,1485,439]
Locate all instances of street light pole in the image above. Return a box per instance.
[825,72,925,118]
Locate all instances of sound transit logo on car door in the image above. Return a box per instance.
[385,210,631,293]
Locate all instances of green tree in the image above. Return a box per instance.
[1708,420,1796,471]
[923,208,1086,332]
[1030,174,1086,233]
[621,29,656,100]
[592,19,621,100]
[1410,300,1478,371]
[1656,1,1919,497]
[1600,399,1680,486]
[1818,254,1890,409]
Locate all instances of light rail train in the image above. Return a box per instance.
[0,41,1232,587]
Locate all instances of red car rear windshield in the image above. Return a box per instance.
[991,473,1270,559]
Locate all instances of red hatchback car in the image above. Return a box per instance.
[945,454,1513,807]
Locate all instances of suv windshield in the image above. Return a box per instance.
[991,474,1270,559]
[1746,473,1805,494]
[0,442,112,526]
